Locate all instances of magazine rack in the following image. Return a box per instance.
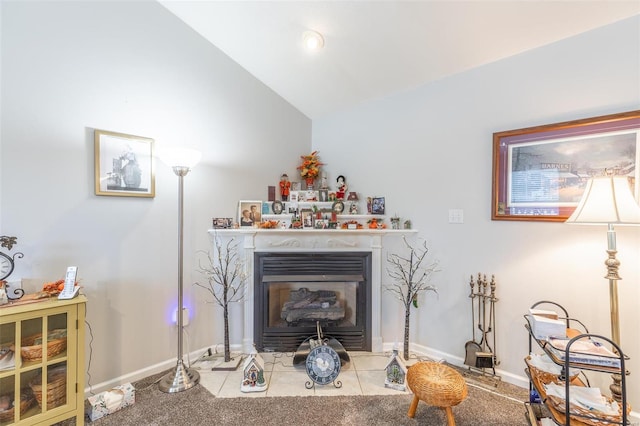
[523,301,629,426]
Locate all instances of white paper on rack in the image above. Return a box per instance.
[528,353,578,377]
[548,338,617,358]
[544,383,618,415]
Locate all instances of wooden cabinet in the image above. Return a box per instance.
[0,296,86,425]
[523,301,628,426]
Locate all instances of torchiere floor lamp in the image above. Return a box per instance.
[158,147,202,393]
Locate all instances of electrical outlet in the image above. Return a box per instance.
[174,307,190,326]
[182,308,190,326]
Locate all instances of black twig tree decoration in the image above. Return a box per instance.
[194,235,246,363]
[385,236,439,360]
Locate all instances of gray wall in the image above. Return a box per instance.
[313,15,640,411]
[1,0,310,389]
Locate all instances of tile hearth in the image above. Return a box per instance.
[193,352,421,398]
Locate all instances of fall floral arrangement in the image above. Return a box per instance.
[297,151,324,180]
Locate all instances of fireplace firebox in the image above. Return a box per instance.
[254,251,372,352]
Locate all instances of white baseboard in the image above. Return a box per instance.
[386,342,529,389]
[84,344,220,397]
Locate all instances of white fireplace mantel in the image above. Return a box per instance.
[207,229,417,353]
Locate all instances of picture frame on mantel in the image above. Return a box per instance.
[94,129,155,197]
[492,110,640,222]
[238,200,262,227]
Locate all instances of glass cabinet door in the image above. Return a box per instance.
[1,310,71,425]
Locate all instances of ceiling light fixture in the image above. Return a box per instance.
[303,30,324,51]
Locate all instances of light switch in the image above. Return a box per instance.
[448,209,464,224]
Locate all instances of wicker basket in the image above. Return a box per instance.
[546,393,631,426]
[21,330,67,362]
[525,355,579,386]
[0,391,36,422]
[29,365,67,409]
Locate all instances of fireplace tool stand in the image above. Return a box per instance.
[465,274,500,381]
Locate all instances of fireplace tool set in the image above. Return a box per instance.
[464,273,499,376]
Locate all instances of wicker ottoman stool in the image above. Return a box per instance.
[406,361,468,426]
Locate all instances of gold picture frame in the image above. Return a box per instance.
[94,129,155,197]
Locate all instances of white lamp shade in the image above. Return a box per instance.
[566,176,640,225]
[157,146,202,169]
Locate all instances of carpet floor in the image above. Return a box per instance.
[83,369,529,425]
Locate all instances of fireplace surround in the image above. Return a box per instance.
[208,228,416,354]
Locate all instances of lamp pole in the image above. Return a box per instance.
[159,165,200,393]
[604,223,623,401]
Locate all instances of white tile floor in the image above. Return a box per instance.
[192,352,423,398]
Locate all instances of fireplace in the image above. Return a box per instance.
[254,252,372,352]
[208,228,415,354]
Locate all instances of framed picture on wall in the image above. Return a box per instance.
[94,129,155,197]
[492,110,640,221]
[238,200,262,227]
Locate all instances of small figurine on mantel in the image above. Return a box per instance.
[279,173,291,201]
[320,172,329,190]
[336,175,347,200]
[347,192,359,214]
[391,215,401,230]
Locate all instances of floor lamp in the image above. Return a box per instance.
[565,174,640,401]
[158,147,202,393]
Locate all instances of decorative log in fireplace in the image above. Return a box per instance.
[254,251,372,352]
[281,288,345,326]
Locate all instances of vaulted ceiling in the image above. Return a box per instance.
[159,1,640,119]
